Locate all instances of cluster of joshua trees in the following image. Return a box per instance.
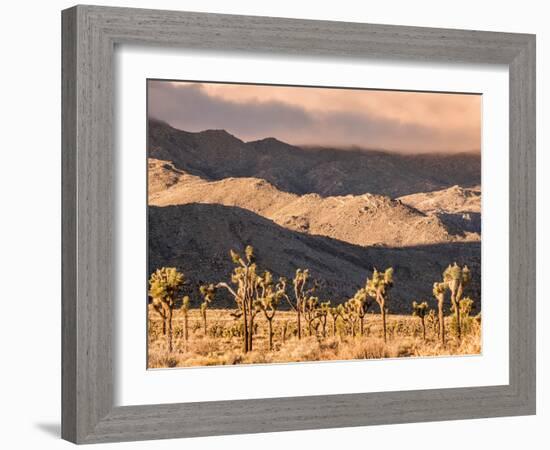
[148,246,476,354]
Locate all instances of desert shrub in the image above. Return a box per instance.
[208,323,225,338]
[395,340,417,357]
[173,324,184,339]
[190,337,220,356]
[426,309,439,339]
[448,297,479,337]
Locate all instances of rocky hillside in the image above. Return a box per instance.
[149,119,481,197]
[149,158,479,247]
[399,185,481,234]
[399,185,481,214]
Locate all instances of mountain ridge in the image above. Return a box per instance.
[148,119,481,198]
[149,158,480,247]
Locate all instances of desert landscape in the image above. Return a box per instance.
[146,82,482,368]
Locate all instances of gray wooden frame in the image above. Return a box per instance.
[61,4,536,444]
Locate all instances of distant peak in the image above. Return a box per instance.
[201,128,231,135]
[261,137,283,143]
[247,136,294,148]
[196,129,243,141]
[148,120,242,141]
[148,117,171,127]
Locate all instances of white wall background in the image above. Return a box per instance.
[0,1,546,448]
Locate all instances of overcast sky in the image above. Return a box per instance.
[148,80,481,153]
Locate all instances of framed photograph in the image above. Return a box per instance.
[62,5,536,444]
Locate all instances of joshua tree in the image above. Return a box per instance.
[460,297,474,318]
[181,295,190,348]
[433,282,447,346]
[443,263,471,341]
[329,305,342,337]
[255,271,286,350]
[426,308,439,339]
[217,246,282,352]
[350,287,372,336]
[292,269,315,339]
[248,304,261,349]
[216,246,257,352]
[412,300,429,341]
[303,296,321,336]
[148,267,184,353]
[340,300,358,337]
[151,297,168,335]
[281,319,289,344]
[317,301,331,338]
[199,284,215,335]
[458,296,475,334]
[366,267,394,343]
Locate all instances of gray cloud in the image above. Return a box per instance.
[148,81,479,153]
[149,82,313,136]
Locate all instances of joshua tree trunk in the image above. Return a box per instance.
[438,297,446,346]
[297,304,302,339]
[202,309,207,335]
[166,307,173,353]
[248,313,255,351]
[360,316,365,336]
[381,306,387,343]
[183,310,189,350]
[449,287,462,341]
[242,308,249,353]
[156,304,167,335]
[454,299,462,341]
[332,317,338,337]
[268,319,273,351]
[153,303,167,335]
[313,322,320,336]
[421,317,426,341]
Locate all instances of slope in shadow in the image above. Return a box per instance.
[148,203,481,313]
[437,212,481,234]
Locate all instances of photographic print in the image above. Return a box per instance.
[147,80,482,368]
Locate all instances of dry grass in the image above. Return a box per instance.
[147,306,481,368]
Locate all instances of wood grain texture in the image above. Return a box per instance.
[61,5,536,444]
[61,6,77,443]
